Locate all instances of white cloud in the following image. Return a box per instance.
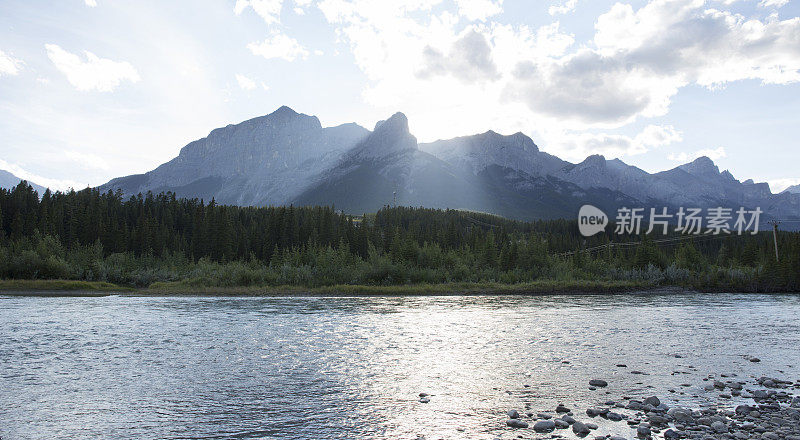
[0,50,23,76]
[549,0,578,15]
[84,0,97,6]
[768,177,800,193]
[236,73,257,90]
[759,0,788,8]
[64,150,110,170]
[234,0,283,25]
[454,0,503,21]
[0,159,85,192]
[45,44,140,92]
[247,33,309,61]
[668,146,727,162]
[550,125,683,161]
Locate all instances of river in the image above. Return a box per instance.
[1,293,798,439]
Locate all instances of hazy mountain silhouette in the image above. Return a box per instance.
[99,106,800,222]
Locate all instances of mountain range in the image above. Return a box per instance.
[99,106,800,224]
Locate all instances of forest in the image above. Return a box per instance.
[0,181,798,292]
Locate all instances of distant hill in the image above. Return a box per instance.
[783,184,800,194]
[0,169,47,194]
[99,105,800,224]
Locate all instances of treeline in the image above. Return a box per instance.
[0,181,798,291]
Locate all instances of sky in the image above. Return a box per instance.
[0,0,799,192]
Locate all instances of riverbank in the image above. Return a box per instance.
[0,278,678,296]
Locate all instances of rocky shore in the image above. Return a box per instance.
[501,373,800,439]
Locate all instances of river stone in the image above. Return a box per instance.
[556,404,570,413]
[506,419,528,428]
[607,412,624,421]
[643,396,660,407]
[554,419,570,429]
[507,410,519,419]
[589,379,608,387]
[711,421,728,433]
[533,420,556,432]
[573,421,590,435]
[562,415,576,424]
[637,423,651,437]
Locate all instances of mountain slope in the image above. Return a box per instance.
[0,170,47,194]
[783,184,800,194]
[100,106,369,205]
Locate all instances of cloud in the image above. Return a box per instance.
[0,159,85,191]
[236,73,257,90]
[84,0,97,6]
[552,125,683,161]
[418,29,499,83]
[316,0,800,147]
[0,50,23,76]
[234,0,283,25]
[549,0,578,15]
[45,44,140,92]
[247,33,309,61]
[668,146,727,162]
[64,150,110,170]
[454,0,503,21]
[759,0,788,8]
[768,177,800,193]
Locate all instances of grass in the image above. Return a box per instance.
[136,279,656,296]
[0,279,132,293]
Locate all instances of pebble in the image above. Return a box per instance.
[589,379,608,387]
[643,396,660,407]
[572,421,590,435]
[505,419,528,428]
[533,420,556,432]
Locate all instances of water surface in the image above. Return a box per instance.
[1,293,798,439]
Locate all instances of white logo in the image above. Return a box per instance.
[578,205,608,237]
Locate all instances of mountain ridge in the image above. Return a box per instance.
[98,106,800,223]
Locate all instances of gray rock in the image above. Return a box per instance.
[507,409,519,419]
[554,419,570,429]
[608,412,624,421]
[589,379,608,387]
[637,423,651,437]
[711,421,728,433]
[573,421,590,435]
[533,420,556,432]
[506,419,528,428]
[643,396,661,407]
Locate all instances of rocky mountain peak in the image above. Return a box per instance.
[351,112,417,159]
[582,154,607,168]
[679,156,720,178]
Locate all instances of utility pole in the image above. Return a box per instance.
[769,220,780,262]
